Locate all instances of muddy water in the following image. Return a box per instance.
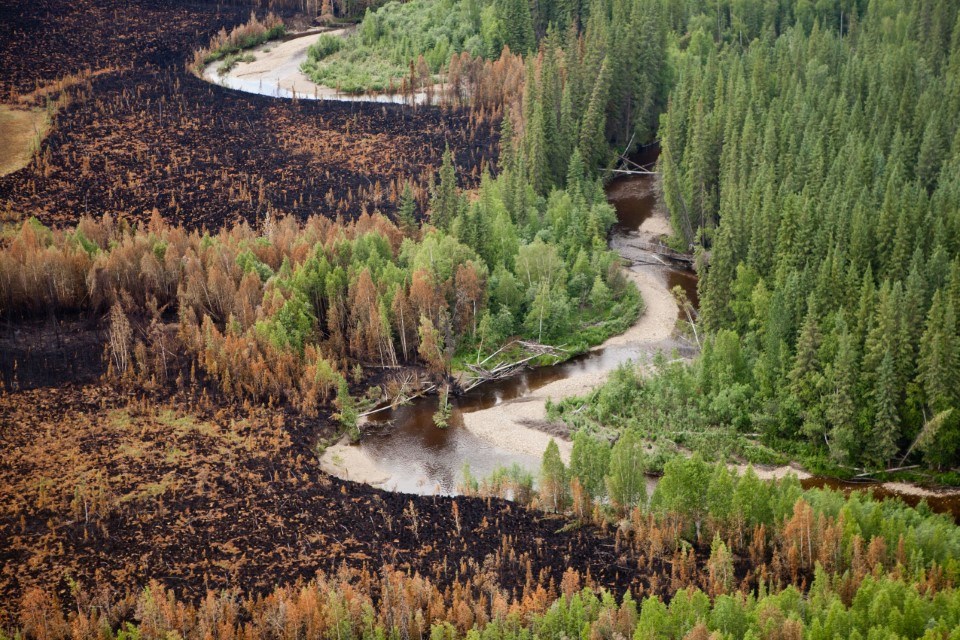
[339,164,692,495]
[801,476,960,523]
[360,341,663,494]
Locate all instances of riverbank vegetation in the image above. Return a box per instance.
[190,12,286,72]
[5,0,960,635]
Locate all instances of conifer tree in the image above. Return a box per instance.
[827,318,860,464]
[869,350,901,469]
[397,182,417,234]
[429,147,460,232]
[498,0,535,54]
[577,56,611,172]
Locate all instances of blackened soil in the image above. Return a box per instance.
[0,317,106,390]
[0,0,497,229]
[0,384,682,626]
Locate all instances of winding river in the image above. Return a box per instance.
[201,31,960,519]
[319,162,699,495]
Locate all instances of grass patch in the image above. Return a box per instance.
[217,52,256,75]
[0,105,49,177]
[301,0,496,93]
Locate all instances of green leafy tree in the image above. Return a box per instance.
[540,439,569,512]
[605,428,648,513]
[569,429,610,499]
[654,453,712,541]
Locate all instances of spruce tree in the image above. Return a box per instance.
[397,182,417,234]
[577,56,611,172]
[430,147,459,232]
[827,319,860,464]
[498,0,535,54]
[868,350,901,469]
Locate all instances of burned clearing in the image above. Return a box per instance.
[0,0,497,229]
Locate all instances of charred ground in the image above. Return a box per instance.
[0,0,697,629]
[0,0,497,229]
[0,382,719,626]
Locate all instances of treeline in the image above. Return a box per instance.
[214,0,384,20]
[10,457,960,639]
[567,0,960,472]
[12,571,960,639]
[0,153,638,411]
[469,444,960,597]
[529,446,960,590]
[189,12,285,72]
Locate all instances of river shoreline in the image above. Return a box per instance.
[202,27,443,104]
[461,266,680,463]
[319,185,689,488]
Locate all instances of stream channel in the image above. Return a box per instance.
[202,34,960,519]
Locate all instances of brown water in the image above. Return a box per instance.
[801,476,960,523]
[334,159,960,520]
[343,162,693,495]
[360,343,659,494]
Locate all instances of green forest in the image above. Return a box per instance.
[543,0,960,477]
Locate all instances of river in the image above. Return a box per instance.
[319,154,698,494]
[198,35,960,520]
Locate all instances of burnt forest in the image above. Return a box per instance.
[1,0,959,638]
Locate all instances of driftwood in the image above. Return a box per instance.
[462,340,567,392]
[853,465,921,479]
[610,168,658,175]
[359,382,437,418]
